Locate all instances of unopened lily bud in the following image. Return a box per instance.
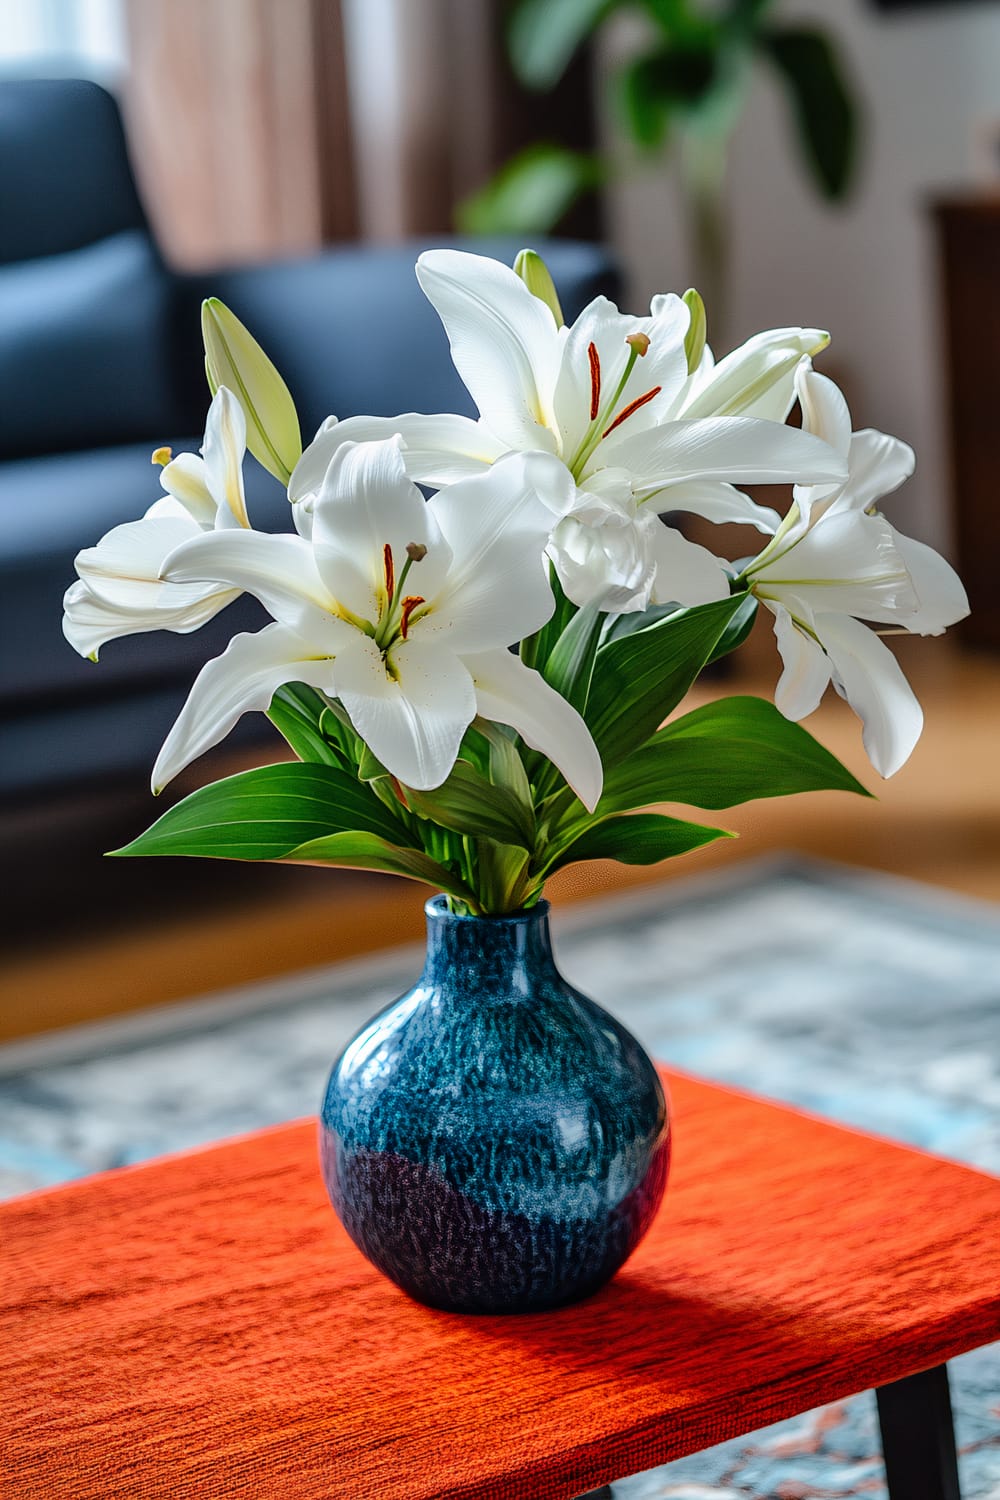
[625,332,650,357]
[682,289,707,374]
[151,446,172,467]
[513,248,564,328]
[406,542,428,562]
[201,298,302,487]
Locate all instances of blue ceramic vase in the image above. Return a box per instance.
[318,897,671,1314]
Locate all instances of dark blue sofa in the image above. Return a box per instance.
[0,79,618,799]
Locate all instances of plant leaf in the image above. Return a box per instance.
[706,590,758,664]
[585,593,746,767]
[758,26,859,199]
[110,762,412,860]
[456,144,603,238]
[267,683,340,766]
[597,694,871,813]
[509,0,617,90]
[280,831,475,905]
[542,602,604,715]
[549,811,730,871]
[406,761,535,849]
[619,42,720,150]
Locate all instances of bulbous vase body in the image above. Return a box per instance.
[318,897,670,1314]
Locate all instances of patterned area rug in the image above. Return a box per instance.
[2,856,998,1498]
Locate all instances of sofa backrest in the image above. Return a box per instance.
[0,79,186,460]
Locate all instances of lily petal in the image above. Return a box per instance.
[161,528,348,651]
[814,612,924,778]
[863,528,970,636]
[158,452,216,527]
[309,436,450,622]
[290,414,508,503]
[465,646,603,812]
[614,416,848,491]
[423,452,562,650]
[152,623,337,792]
[636,478,781,534]
[646,521,731,608]
[770,603,832,721]
[416,249,562,453]
[841,428,915,513]
[335,634,476,791]
[62,577,239,658]
[74,515,203,610]
[202,386,250,529]
[553,292,688,464]
[752,510,917,622]
[795,362,852,461]
[680,328,829,421]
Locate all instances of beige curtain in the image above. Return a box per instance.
[123,0,358,267]
[122,0,597,267]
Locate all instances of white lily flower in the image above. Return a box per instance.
[744,363,969,776]
[288,250,847,613]
[152,437,604,808]
[62,388,250,658]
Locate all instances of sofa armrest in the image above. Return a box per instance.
[178,237,620,443]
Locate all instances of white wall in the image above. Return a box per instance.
[602,0,1000,552]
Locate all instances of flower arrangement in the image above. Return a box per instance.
[64,249,968,916]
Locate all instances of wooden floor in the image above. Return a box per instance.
[2,636,998,1043]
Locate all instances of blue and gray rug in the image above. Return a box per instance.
[2,857,998,1498]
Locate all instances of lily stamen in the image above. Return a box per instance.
[383,543,395,605]
[587,342,601,420]
[603,386,662,439]
[399,595,426,639]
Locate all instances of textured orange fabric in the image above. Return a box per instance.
[3,1070,999,1500]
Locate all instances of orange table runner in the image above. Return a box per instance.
[3,1069,999,1500]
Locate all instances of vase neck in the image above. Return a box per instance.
[421,897,558,996]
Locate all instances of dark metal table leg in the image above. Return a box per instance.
[876,1363,960,1500]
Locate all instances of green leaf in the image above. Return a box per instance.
[542,602,604,715]
[475,720,534,808]
[585,593,746,767]
[520,565,576,673]
[456,144,603,238]
[267,683,340,766]
[549,811,730,871]
[407,761,535,849]
[619,42,719,150]
[597,694,871,814]
[508,0,617,90]
[706,590,758,665]
[758,26,859,199]
[475,839,534,914]
[110,762,412,861]
[281,831,476,906]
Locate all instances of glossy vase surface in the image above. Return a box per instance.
[318,897,671,1314]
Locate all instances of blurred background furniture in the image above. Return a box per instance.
[0,78,618,801]
[933,195,1000,651]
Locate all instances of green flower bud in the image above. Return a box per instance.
[201,298,302,487]
[682,289,707,375]
[513,248,564,328]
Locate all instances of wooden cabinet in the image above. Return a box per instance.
[933,196,1000,648]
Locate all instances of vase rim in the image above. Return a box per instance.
[424,894,550,926]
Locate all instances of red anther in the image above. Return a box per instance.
[399,595,426,639]
[602,386,662,438]
[587,342,601,421]
[383,543,395,601]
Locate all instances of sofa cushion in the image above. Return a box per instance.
[0,231,187,459]
[0,439,293,706]
[0,79,146,265]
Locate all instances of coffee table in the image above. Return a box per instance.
[3,1068,998,1499]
